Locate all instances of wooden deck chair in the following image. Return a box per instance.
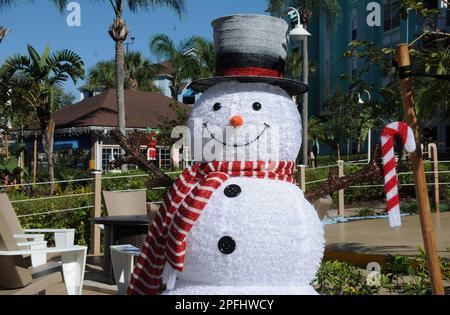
[0,194,75,267]
[102,190,147,217]
[0,207,87,295]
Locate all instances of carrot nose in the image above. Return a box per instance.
[230,116,244,128]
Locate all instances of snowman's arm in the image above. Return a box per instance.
[304,147,387,203]
[110,129,174,188]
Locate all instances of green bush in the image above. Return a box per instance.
[314,249,450,295]
[313,260,380,295]
[3,168,179,248]
[357,208,377,217]
[383,248,450,295]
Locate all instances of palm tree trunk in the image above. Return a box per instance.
[170,78,179,101]
[302,27,309,167]
[42,119,55,194]
[115,39,128,172]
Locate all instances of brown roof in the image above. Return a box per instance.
[53,89,188,129]
[158,60,174,76]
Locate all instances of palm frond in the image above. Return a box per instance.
[150,34,177,60]
[126,0,186,16]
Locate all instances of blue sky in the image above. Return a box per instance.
[0,0,269,99]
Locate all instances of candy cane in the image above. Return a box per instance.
[380,122,416,227]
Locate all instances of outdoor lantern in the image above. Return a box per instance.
[357,94,365,105]
[289,23,311,41]
[283,7,311,41]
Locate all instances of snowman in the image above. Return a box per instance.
[128,14,324,295]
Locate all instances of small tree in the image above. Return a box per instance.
[3,45,84,193]
[341,3,449,124]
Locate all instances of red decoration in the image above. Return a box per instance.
[217,67,283,78]
[380,122,416,227]
[147,131,158,161]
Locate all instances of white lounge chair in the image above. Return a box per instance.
[0,194,75,267]
[0,204,87,295]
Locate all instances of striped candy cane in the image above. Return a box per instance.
[380,122,416,227]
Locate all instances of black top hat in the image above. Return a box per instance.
[188,14,308,96]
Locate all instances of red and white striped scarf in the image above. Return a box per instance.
[128,160,296,295]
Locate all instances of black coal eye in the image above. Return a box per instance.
[213,102,222,111]
[253,102,262,111]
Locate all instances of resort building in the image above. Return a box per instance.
[22,89,190,173]
[270,0,450,155]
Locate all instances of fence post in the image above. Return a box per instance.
[299,165,306,192]
[428,143,440,213]
[338,160,345,216]
[91,171,102,256]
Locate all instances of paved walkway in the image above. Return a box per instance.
[325,212,450,260]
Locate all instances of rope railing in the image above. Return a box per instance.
[305,168,449,186]
[102,171,182,181]
[10,192,94,204]
[301,164,339,171]
[17,206,94,218]
[0,177,94,189]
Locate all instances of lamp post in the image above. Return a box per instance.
[283,7,311,167]
[352,89,372,163]
[125,36,135,54]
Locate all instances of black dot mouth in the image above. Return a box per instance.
[203,122,271,148]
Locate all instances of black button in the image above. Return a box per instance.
[253,102,262,111]
[218,236,236,255]
[224,184,241,198]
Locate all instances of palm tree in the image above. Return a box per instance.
[92,0,185,138]
[186,36,215,78]
[124,51,160,91]
[86,51,160,92]
[3,45,84,193]
[267,0,341,166]
[86,60,116,91]
[91,1,185,172]
[151,34,213,100]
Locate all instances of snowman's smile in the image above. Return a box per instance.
[203,122,270,148]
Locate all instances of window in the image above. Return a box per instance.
[102,147,121,172]
[384,0,401,32]
[101,146,172,172]
[158,147,172,170]
[447,9,450,26]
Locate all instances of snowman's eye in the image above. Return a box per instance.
[252,102,262,111]
[213,102,222,111]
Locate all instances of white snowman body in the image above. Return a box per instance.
[164,82,324,295]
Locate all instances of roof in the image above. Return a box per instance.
[158,60,174,76]
[52,89,188,129]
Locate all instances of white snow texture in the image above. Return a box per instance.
[165,82,324,295]
[188,82,302,162]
